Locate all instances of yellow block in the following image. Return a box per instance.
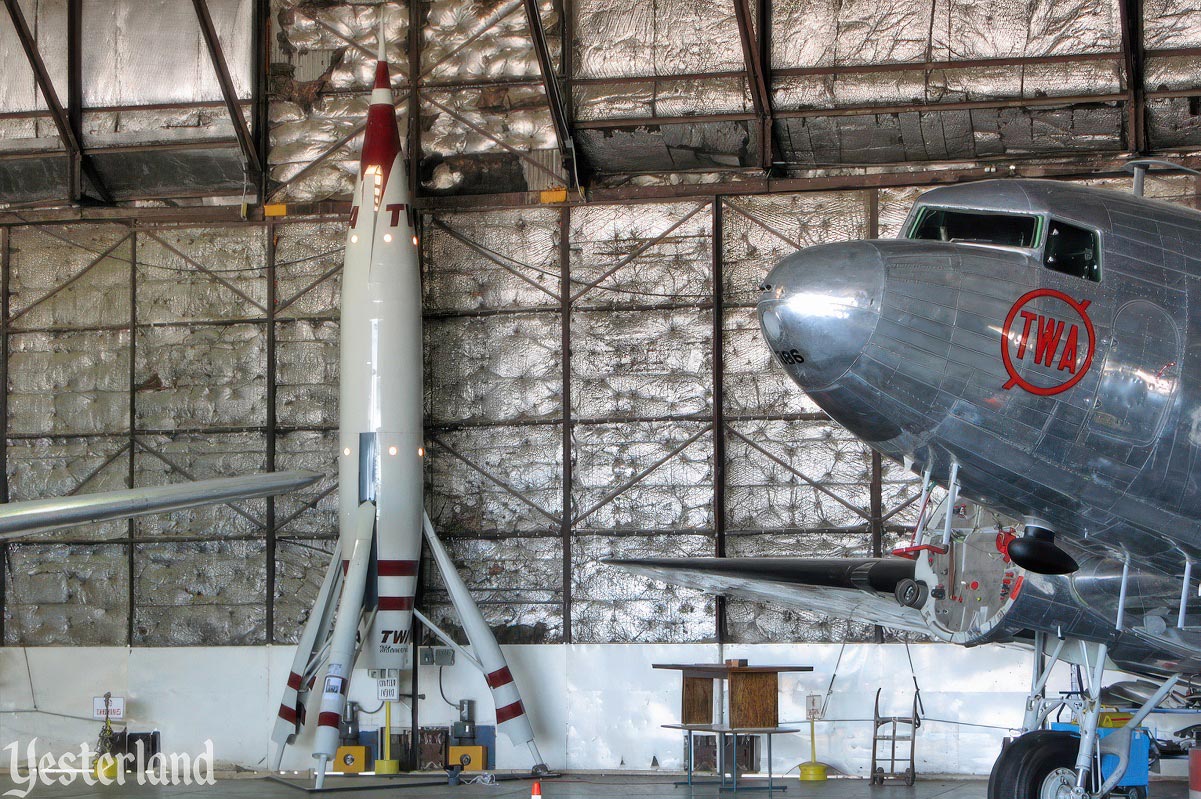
[799,761,828,781]
[449,745,487,771]
[93,754,120,780]
[540,188,567,204]
[263,203,289,217]
[334,745,368,773]
[1100,712,1134,728]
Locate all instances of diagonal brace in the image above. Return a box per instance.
[727,426,872,521]
[431,220,561,301]
[3,0,112,203]
[570,204,708,303]
[132,438,267,530]
[731,0,776,171]
[191,0,263,177]
[522,0,579,188]
[10,232,132,324]
[572,425,712,525]
[428,434,562,525]
[141,230,268,314]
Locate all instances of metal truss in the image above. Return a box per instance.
[191,0,263,180]
[2,0,112,204]
[0,192,950,648]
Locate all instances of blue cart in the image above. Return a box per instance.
[1049,722,1150,796]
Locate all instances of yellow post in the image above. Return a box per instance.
[810,717,817,763]
[798,717,828,781]
[375,701,400,774]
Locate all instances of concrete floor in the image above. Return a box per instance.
[0,774,1191,798]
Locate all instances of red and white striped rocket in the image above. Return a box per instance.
[269,25,545,783]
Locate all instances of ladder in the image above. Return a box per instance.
[870,687,920,786]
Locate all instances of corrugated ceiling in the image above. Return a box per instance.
[1,0,1200,204]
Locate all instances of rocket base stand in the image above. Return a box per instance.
[263,774,450,794]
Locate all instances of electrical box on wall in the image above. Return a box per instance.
[418,647,456,666]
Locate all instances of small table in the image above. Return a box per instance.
[664,723,797,793]
[655,663,813,792]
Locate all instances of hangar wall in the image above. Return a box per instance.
[4,173,1198,653]
[0,641,1073,775]
[0,188,932,651]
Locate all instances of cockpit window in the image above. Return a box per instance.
[910,208,1039,248]
[1044,220,1101,282]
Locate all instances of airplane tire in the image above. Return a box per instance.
[894,578,928,608]
[986,730,1078,799]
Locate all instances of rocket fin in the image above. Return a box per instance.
[423,512,547,771]
[312,503,377,785]
[269,539,343,770]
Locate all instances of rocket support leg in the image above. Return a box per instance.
[270,539,343,770]
[312,502,376,788]
[423,512,548,773]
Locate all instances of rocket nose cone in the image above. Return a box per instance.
[757,241,884,390]
[373,60,391,91]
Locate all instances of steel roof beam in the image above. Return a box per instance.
[3,0,112,204]
[253,0,271,199]
[191,0,263,180]
[67,0,114,203]
[732,0,776,172]
[1119,0,1147,153]
[523,0,580,188]
[573,93,1128,129]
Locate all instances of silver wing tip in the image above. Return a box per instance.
[282,470,324,486]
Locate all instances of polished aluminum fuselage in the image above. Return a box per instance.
[758,179,1201,675]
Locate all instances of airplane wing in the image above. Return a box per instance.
[0,470,322,541]
[605,556,929,635]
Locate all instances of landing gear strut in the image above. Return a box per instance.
[987,634,1178,799]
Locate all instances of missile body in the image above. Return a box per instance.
[275,47,546,780]
[312,56,423,769]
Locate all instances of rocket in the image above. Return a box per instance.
[269,25,545,784]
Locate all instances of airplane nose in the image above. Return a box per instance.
[757,241,885,390]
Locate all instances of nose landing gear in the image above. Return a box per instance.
[987,730,1079,799]
[988,635,1177,799]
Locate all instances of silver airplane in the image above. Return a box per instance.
[611,168,1201,798]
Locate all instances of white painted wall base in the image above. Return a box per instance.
[0,642,1181,778]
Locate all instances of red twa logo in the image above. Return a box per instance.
[1001,289,1095,396]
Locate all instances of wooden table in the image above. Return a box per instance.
[655,663,813,792]
[664,724,798,793]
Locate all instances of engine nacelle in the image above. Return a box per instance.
[908,497,1118,646]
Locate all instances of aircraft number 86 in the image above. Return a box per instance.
[775,349,806,365]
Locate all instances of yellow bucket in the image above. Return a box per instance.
[374,760,400,774]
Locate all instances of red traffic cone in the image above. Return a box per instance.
[531,781,542,799]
